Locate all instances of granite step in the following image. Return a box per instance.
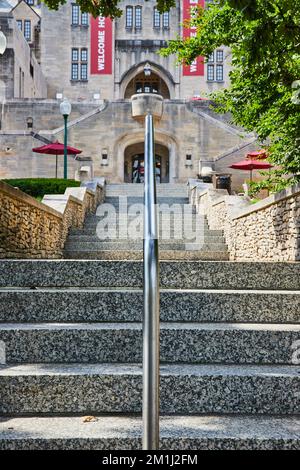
[106,185,188,197]
[1,260,300,290]
[64,242,228,252]
[84,214,205,223]
[69,227,221,237]
[63,249,230,261]
[1,288,299,323]
[0,415,299,450]
[103,197,190,206]
[0,322,299,364]
[0,364,298,415]
[82,220,207,230]
[90,208,197,216]
[65,236,225,244]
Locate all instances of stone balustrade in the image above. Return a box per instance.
[0,179,105,259]
[190,182,300,262]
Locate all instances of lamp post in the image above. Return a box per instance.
[59,98,71,179]
[0,31,7,55]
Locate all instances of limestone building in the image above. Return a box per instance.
[0,0,258,187]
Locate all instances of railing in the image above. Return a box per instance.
[143,113,160,450]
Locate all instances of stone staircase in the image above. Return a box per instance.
[0,259,299,449]
[64,184,229,260]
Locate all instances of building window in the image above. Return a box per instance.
[81,63,88,80]
[207,64,214,81]
[26,0,34,4]
[153,8,160,28]
[24,20,31,41]
[71,48,88,81]
[207,52,214,63]
[162,12,169,29]
[207,48,224,82]
[81,48,88,80]
[216,49,224,62]
[136,82,143,93]
[81,48,88,62]
[72,4,80,25]
[153,8,169,29]
[126,6,133,28]
[17,20,22,31]
[72,48,79,62]
[81,12,89,26]
[216,64,224,82]
[71,63,79,81]
[135,6,142,29]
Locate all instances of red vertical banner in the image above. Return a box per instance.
[182,0,205,76]
[90,16,113,75]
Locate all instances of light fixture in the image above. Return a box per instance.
[0,31,7,55]
[59,98,72,179]
[143,62,151,77]
[59,98,72,117]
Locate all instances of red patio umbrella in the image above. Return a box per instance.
[32,141,82,178]
[230,159,273,182]
[246,150,268,160]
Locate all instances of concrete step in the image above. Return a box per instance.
[0,322,299,364]
[1,260,300,290]
[63,249,230,261]
[1,288,299,323]
[0,415,299,450]
[0,363,298,415]
[64,242,228,252]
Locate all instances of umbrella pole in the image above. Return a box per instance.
[250,169,253,183]
[55,154,58,179]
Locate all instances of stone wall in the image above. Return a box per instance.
[0,179,105,259]
[191,183,300,262]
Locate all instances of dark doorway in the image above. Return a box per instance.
[132,154,162,183]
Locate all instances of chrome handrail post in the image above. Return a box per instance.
[143,113,160,450]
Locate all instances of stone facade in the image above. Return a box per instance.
[38,0,231,101]
[0,99,250,185]
[0,0,261,187]
[0,11,46,99]
[0,179,105,258]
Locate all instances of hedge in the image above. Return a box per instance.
[3,178,80,198]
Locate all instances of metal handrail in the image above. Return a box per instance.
[143,113,160,450]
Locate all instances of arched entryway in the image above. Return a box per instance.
[120,61,175,99]
[124,142,169,183]
[124,71,170,99]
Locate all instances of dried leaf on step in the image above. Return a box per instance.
[82,416,98,423]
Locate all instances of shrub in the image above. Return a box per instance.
[2,178,80,198]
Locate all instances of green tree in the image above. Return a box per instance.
[161,0,300,192]
[42,0,175,18]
